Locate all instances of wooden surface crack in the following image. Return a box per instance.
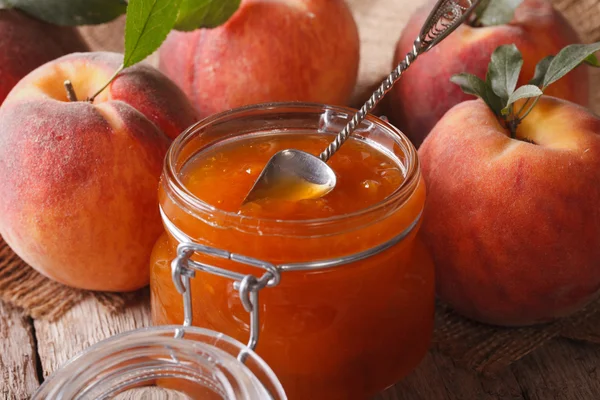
[29,316,44,389]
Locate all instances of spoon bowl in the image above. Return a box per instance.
[241,149,336,206]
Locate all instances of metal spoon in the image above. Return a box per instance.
[242,0,483,206]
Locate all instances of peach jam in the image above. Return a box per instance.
[150,103,435,399]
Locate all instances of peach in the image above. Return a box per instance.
[386,0,588,148]
[0,9,88,104]
[158,0,360,118]
[418,96,600,326]
[0,52,198,292]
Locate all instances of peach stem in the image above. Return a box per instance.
[87,64,124,103]
[63,80,78,102]
[506,119,519,138]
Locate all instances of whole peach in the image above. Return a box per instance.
[0,9,88,104]
[418,97,600,326]
[386,0,588,148]
[158,0,360,118]
[0,52,198,291]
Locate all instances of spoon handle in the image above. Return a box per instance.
[318,0,482,163]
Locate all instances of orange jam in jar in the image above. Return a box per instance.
[151,103,435,399]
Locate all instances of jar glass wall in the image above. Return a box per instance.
[32,326,286,399]
[151,102,436,399]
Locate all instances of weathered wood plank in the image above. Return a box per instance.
[376,347,526,400]
[78,16,125,53]
[376,353,454,400]
[510,339,600,400]
[553,0,600,42]
[34,290,150,378]
[376,339,600,400]
[345,0,422,107]
[0,302,39,400]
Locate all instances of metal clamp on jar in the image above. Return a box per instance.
[168,235,282,355]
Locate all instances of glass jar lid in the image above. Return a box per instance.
[32,325,287,400]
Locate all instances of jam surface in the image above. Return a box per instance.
[152,130,434,400]
[179,132,405,219]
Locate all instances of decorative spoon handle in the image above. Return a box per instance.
[318,0,482,162]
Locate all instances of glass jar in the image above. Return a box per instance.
[151,102,435,399]
[32,326,287,399]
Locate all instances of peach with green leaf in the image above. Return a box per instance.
[418,42,600,326]
[0,0,248,292]
[385,0,588,147]
[0,52,198,292]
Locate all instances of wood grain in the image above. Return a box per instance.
[78,16,125,53]
[552,0,600,115]
[383,349,527,400]
[553,0,600,42]
[511,339,600,400]
[0,302,39,400]
[345,0,423,107]
[34,290,150,379]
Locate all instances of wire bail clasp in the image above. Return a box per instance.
[170,242,281,356]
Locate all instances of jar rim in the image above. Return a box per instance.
[164,101,420,227]
[33,325,287,400]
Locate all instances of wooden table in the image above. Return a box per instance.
[3,0,600,399]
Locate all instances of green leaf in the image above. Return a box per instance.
[501,85,543,115]
[4,0,127,26]
[543,42,600,88]
[451,73,504,115]
[584,53,600,67]
[175,0,241,31]
[474,0,524,27]
[451,73,487,97]
[529,56,554,87]
[487,44,523,102]
[123,0,183,68]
